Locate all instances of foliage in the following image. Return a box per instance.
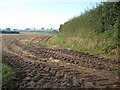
[0,31,20,34]
[20,30,58,34]
[49,2,120,59]
[60,2,119,34]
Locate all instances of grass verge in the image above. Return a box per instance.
[47,33,118,60]
[0,56,15,85]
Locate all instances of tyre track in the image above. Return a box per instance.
[2,33,120,88]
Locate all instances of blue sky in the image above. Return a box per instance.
[0,0,104,29]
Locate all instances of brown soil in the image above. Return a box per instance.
[2,33,120,89]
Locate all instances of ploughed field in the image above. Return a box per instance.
[2,33,120,88]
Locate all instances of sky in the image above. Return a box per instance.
[0,0,108,29]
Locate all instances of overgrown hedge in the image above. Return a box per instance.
[59,2,120,45]
[59,2,119,36]
[49,2,120,59]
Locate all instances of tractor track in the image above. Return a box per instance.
[2,33,120,88]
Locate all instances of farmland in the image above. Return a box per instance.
[2,33,119,88]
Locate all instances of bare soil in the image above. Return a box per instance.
[2,33,120,89]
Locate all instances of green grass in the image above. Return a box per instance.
[0,56,15,85]
[48,29,118,60]
[51,33,118,59]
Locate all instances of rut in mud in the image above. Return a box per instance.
[2,33,120,88]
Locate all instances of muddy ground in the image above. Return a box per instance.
[2,33,120,89]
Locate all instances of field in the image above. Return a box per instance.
[2,33,119,88]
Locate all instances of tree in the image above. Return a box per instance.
[41,27,44,30]
[6,28,11,31]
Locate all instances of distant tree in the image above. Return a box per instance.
[59,24,63,32]
[53,30,58,34]
[6,28,11,31]
[41,27,44,30]
[25,28,31,30]
[34,28,36,30]
[13,29,16,31]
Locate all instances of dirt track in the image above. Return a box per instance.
[2,33,120,88]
